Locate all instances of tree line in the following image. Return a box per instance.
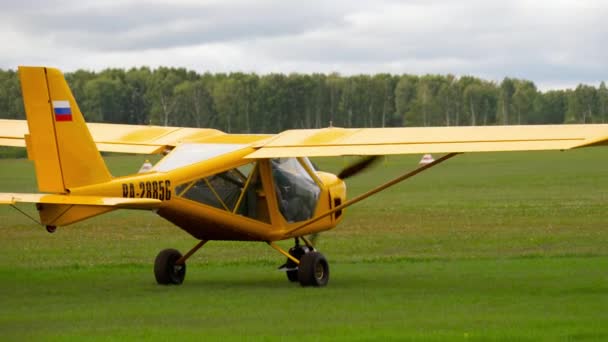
[1,68,607,133]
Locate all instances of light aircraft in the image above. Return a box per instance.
[1,66,607,287]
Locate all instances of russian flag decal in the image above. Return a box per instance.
[53,100,72,122]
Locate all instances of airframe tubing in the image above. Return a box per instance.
[176,240,208,265]
[300,235,314,248]
[286,152,460,236]
[233,165,258,214]
[268,242,300,265]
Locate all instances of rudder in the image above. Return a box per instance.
[19,66,111,193]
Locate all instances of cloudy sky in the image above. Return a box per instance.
[1,0,606,90]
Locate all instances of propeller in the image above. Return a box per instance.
[337,155,381,180]
[309,156,381,245]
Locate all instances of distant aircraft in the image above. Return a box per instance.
[0,66,606,287]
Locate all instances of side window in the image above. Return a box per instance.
[178,162,270,223]
[183,169,243,210]
[271,158,320,223]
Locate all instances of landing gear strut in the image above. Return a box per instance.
[282,238,312,282]
[154,240,208,285]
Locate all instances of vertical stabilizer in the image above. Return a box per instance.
[19,66,111,193]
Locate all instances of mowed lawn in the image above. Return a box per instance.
[0,149,607,341]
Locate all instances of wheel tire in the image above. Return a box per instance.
[285,245,310,282]
[298,251,329,287]
[154,248,186,285]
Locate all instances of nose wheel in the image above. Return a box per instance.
[297,251,330,287]
[272,238,330,287]
[282,245,312,282]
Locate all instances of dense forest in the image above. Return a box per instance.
[1,68,607,133]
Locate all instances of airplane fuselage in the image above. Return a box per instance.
[69,145,347,241]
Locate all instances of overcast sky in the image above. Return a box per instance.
[1,0,606,90]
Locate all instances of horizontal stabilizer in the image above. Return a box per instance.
[0,193,161,209]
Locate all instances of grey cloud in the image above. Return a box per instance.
[1,0,607,89]
[240,1,608,87]
[4,0,350,51]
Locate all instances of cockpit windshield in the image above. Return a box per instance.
[271,158,320,223]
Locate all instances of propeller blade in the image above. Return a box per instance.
[337,156,381,180]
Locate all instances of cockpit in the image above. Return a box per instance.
[172,152,321,225]
[271,158,320,223]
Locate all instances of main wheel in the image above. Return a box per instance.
[298,251,329,287]
[154,248,186,285]
[285,246,310,282]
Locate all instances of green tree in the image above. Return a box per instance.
[251,74,289,132]
[311,74,330,128]
[65,69,96,116]
[285,73,315,128]
[566,84,598,123]
[531,90,567,124]
[437,74,459,126]
[147,68,185,126]
[228,73,259,133]
[511,80,537,124]
[338,76,356,127]
[124,67,152,124]
[0,70,24,119]
[82,76,126,123]
[395,75,418,126]
[212,77,237,132]
[497,78,516,124]
[456,76,483,125]
[598,81,608,123]
[409,75,445,126]
[326,73,344,127]
[174,80,216,128]
[2,67,606,129]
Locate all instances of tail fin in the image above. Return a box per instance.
[19,66,111,193]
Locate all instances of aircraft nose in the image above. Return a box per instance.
[330,179,346,219]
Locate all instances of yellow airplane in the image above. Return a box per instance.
[1,66,607,287]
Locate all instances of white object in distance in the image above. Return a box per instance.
[419,154,435,165]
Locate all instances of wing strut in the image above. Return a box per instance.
[9,204,42,226]
[286,152,460,237]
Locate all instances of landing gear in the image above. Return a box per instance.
[154,248,186,285]
[272,237,330,287]
[154,240,208,286]
[284,244,312,282]
[153,238,330,287]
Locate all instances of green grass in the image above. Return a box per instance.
[1,150,607,341]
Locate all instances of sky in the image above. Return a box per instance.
[1,0,606,90]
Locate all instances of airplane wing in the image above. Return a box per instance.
[0,119,271,154]
[246,124,608,158]
[0,192,161,209]
[3,118,608,158]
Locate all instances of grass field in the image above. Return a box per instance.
[1,150,607,341]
